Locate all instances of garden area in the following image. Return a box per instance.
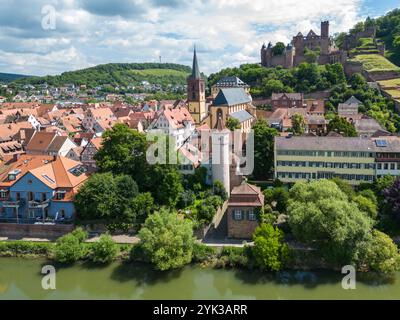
[349,54,400,72]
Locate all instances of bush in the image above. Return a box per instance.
[71,227,88,243]
[0,241,52,257]
[90,234,119,264]
[53,233,86,264]
[192,243,217,263]
[220,247,250,268]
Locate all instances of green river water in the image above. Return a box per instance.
[0,258,399,300]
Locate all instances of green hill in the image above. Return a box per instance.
[12,63,192,89]
[0,72,30,83]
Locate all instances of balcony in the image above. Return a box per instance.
[2,200,21,208]
[28,199,50,209]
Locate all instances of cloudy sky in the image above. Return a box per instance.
[0,0,398,76]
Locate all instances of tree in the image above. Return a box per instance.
[353,195,378,219]
[262,79,285,97]
[150,165,184,207]
[213,181,228,201]
[253,119,278,179]
[226,117,241,131]
[138,209,195,271]
[272,42,285,56]
[94,124,148,184]
[354,230,400,273]
[291,114,306,136]
[90,234,119,264]
[252,223,289,271]
[263,187,289,213]
[383,178,400,222]
[327,116,358,137]
[304,48,319,64]
[75,173,119,221]
[288,180,373,265]
[330,177,355,199]
[349,73,367,90]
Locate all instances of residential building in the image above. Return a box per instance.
[227,182,264,239]
[271,93,304,109]
[81,107,116,130]
[149,107,195,149]
[25,131,76,157]
[274,136,400,185]
[0,155,89,223]
[80,137,102,172]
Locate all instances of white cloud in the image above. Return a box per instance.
[0,0,371,76]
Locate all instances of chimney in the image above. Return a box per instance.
[13,153,21,162]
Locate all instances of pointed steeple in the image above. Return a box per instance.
[190,46,201,79]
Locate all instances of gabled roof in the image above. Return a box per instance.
[271,93,303,101]
[29,156,88,189]
[161,107,194,129]
[26,132,57,153]
[229,182,264,207]
[344,96,362,106]
[306,29,318,38]
[213,88,251,106]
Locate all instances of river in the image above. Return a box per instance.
[0,258,399,299]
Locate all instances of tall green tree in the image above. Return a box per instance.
[291,114,306,136]
[288,180,373,265]
[252,119,278,179]
[252,223,289,271]
[138,209,195,271]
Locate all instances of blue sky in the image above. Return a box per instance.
[0,0,398,76]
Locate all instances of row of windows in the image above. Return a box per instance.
[277,150,374,158]
[377,163,400,170]
[277,161,375,170]
[0,191,65,201]
[277,161,400,171]
[276,172,374,182]
[232,209,257,221]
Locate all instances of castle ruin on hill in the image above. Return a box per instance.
[261,21,347,68]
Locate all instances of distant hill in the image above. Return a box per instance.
[12,63,192,89]
[0,72,30,83]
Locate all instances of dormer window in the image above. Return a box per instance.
[55,190,66,200]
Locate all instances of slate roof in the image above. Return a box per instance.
[344,96,362,106]
[213,88,251,106]
[188,47,201,80]
[275,136,400,153]
[215,76,249,88]
[230,110,254,123]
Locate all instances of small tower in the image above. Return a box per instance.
[284,43,294,68]
[261,43,267,67]
[187,46,207,124]
[212,115,231,196]
[321,21,329,38]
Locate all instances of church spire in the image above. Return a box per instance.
[190,45,201,79]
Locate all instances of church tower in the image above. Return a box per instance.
[187,47,207,124]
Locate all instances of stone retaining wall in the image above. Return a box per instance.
[0,223,74,239]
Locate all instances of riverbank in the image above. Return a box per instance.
[0,239,330,273]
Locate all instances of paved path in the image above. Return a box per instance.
[0,235,140,244]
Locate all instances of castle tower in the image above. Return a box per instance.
[187,47,207,124]
[321,21,329,38]
[261,43,267,66]
[284,43,294,68]
[211,115,230,196]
